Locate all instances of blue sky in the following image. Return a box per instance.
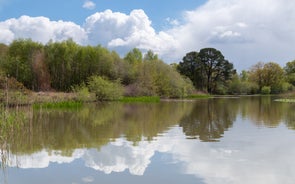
[1,0,295,70]
[0,0,206,30]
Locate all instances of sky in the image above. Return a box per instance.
[0,0,295,71]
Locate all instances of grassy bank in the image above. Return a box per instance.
[1,91,213,107]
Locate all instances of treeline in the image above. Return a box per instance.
[0,39,194,99]
[177,48,295,94]
[0,39,294,98]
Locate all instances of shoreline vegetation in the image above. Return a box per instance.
[0,39,295,109]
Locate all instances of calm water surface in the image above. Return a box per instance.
[1,96,295,184]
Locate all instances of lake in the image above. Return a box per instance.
[1,96,295,184]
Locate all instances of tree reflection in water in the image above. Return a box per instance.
[179,96,295,142]
[179,98,238,141]
[1,97,295,184]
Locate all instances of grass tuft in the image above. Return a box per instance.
[33,101,83,109]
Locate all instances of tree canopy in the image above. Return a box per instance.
[0,39,195,98]
[0,39,294,97]
[178,48,235,94]
[248,62,285,93]
[285,60,295,86]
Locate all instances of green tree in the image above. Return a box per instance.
[177,52,204,89]
[0,43,8,58]
[3,39,44,90]
[198,48,235,94]
[124,48,143,64]
[134,59,194,98]
[178,48,235,94]
[0,44,8,75]
[144,50,158,61]
[261,86,271,94]
[44,39,80,91]
[122,48,143,85]
[284,60,295,86]
[249,62,284,93]
[262,62,284,93]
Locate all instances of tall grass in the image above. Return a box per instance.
[33,101,83,109]
[0,105,28,170]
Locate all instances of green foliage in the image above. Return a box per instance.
[178,48,235,94]
[0,105,27,142]
[198,48,235,94]
[261,86,271,95]
[249,62,285,94]
[33,101,83,109]
[124,48,143,64]
[87,76,123,101]
[144,50,158,61]
[119,96,160,103]
[285,60,295,86]
[71,83,92,102]
[2,39,44,90]
[133,59,194,98]
[2,38,293,99]
[281,82,294,92]
[121,48,143,85]
[227,73,259,95]
[45,40,121,91]
[177,51,200,88]
[0,43,8,58]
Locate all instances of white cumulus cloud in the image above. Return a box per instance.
[0,15,87,44]
[84,9,178,57]
[83,0,96,10]
[167,0,295,69]
[1,0,295,70]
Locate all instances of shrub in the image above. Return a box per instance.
[261,86,271,95]
[71,83,92,102]
[134,60,195,98]
[87,76,123,101]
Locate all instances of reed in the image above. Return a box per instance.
[33,101,83,109]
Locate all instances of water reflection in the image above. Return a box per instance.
[5,102,194,156]
[5,128,185,176]
[1,97,295,184]
[179,98,238,141]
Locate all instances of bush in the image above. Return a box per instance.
[281,82,293,93]
[134,60,195,98]
[71,83,92,102]
[87,76,123,101]
[261,86,271,95]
